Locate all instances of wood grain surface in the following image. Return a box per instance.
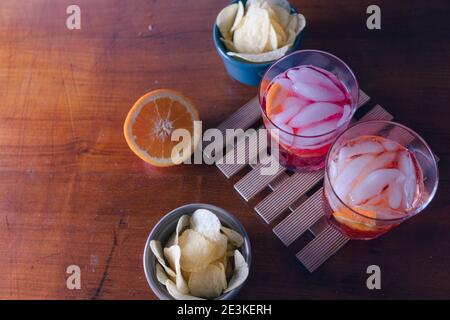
[0,0,449,299]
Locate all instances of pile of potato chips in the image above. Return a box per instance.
[150,209,249,300]
[216,0,306,63]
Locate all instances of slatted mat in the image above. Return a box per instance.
[296,224,350,272]
[234,155,285,202]
[208,90,418,272]
[273,188,324,247]
[255,170,324,224]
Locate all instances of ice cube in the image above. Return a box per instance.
[293,81,345,102]
[273,77,293,90]
[329,160,338,181]
[271,123,294,147]
[359,152,397,180]
[336,104,352,127]
[366,194,386,206]
[387,180,403,209]
[299,117,340,136]
[339,139,384,159]
[382,139,401,152]
[288,67,345,97]
[270,97,309,125]
[334,154,375,200]
[398,151,418,208]
[350,169,405,205]
[288,102,342,128]
[289,67,345,102]
[335,151,397,202]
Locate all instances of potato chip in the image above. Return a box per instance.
[270,0,291,12]
[221,37,237,51]
[245,0,260,8]
[204,232,228,267]
[286,13,306,45]
[188,263,227,299]
[216,3,239,40]
[164,245,189,294]
[181,269,190,281]
[175,215,190,244]
[227,44,290,63]
[260,2,288,44]
[285,16,297,45]
[266,4,291,29]
[297,14,306,34]
[166,215,189,247]
[265,25,278,51]
[221,226,245,248]
[166,279,205,300]
[246,0,291,12]
[149,240,176,278]
[190,209,221,240]
[165,231,176,248]
[155,263,169,285]
[233,5,270,54]
[225,256,234,280]
[214,253,228,273]
[179,229,220,272]
[245,0,261,9]
[223,250,249,293]
[270,18,287,46]
[231,1,245,32]
[217,262,228,290]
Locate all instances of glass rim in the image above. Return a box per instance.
[258,49,360,138]
[325,120,439,222]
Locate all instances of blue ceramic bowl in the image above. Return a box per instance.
[213,0,304,86]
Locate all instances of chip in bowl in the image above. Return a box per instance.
[216,0,306,63]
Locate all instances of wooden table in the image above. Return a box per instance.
[0,0,449,300]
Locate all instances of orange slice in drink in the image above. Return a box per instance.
[123,89,200,167]
[333,207,378,232]
[266,82,288,118]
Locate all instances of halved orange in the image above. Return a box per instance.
[124,89,200,167]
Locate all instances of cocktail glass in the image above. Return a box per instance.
[324,121,439,240]
[259,50,359,172]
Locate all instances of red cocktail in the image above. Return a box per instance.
[324,121,439,240]
[259,50,359,172]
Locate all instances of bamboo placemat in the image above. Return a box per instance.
[208,91,403,272]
